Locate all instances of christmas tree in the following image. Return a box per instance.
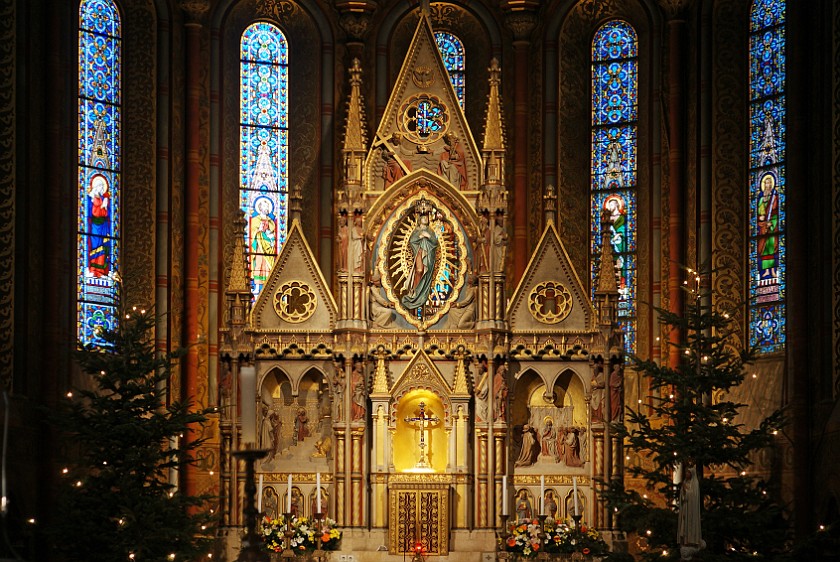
[603,269,788,561]
[47,308,216,561]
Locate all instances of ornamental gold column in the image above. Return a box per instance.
[369,345,392,528]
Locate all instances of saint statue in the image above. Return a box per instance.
[678,463,705,559]
[438,132,467,189]
[514,424,540,467]
[590,359,606,423]
[401,213,439,310]
[515,490,533,523]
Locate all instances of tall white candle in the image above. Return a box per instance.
[239,365,257,445]
[502,475,508,514]
[258,474,264,512]
[287,474,292,513]
[540,475,545,515]
[573,477,579,517]
[316,472,322,513]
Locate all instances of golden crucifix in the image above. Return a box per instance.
[403,402,440,469]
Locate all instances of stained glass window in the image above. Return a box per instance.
[590,20,638,355]
[748,0,786,353]
[78,0,121,346]
[435,32,465,108]
[240,22,288,299]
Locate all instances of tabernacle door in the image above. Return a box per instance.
[388,477,450,555]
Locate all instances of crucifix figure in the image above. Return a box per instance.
[403,402,440,469]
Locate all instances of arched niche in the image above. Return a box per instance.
[393,389,448,473]
[259,366,332,469]
[511,368,588,472]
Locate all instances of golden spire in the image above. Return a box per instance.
[342,58,368,154]
[229,216,251,294]
[481,58,505,153]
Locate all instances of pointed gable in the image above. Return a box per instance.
[364,14,481,193]
[391,349,452,422]
[507,222,596,333]
[251,220,337,332]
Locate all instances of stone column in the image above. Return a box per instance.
[179,0,210,500]
[502,2,538,283]
[659,0,694,368]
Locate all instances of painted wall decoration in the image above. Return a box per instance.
[589,19,638,354]
[77,0,121,346]
[748,0,786,354]
[241,22,289,299]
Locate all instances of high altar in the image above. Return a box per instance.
[219,9,624,560]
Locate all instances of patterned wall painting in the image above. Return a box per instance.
[748,0,786,354]
[78,0,121,346]
[434,31,465,109]
[241,22,289,299]
[590,20,638,354]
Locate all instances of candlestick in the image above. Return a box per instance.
[540,475,545,515]
[258,474,264,512]
[240,365,257,445]
[573,477,579,517]
[287,474,292,513]
[316,472,322,513]
[502,475,508,514]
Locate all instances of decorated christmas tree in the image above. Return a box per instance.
[603,269,789,561]
[47,308,216,561]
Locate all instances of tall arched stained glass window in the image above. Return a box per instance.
[590,20,638,355]
[748,0,786,354]
[435,31,465,108]
[240,22,288,299]
[78,0,121,346]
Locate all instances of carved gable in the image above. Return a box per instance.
[364,14,481,194]
[390,349,452,423]
[507,222,596,333]
[251,219,337,332]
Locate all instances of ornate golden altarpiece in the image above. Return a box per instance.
[218,10,624,559]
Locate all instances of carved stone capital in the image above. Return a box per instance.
[658,0,694,20]
[335,0,378,41]
[339,12,373,41]
[503,10,538,41]
[178,0,210,24]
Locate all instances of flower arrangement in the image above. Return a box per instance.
[500,519,609,558]
[501,519,545,557]
[542,521,609,556]
[261,515,343,553]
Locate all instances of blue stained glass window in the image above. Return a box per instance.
[240,22,289,299]
[434,31,465,108]
[78,0,121,347]
[748,1,786,353]
[590,20,638,355]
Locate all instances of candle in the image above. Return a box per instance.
[502,475,508,514]
[573,477,579,517]
[316,472,322,513]
[287,474,292,513]
[258,474,264,512]
[540,475,545,515]
[239,365,257,445]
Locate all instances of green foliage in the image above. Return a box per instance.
[46,309,216,562]
[603,276,789,560]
